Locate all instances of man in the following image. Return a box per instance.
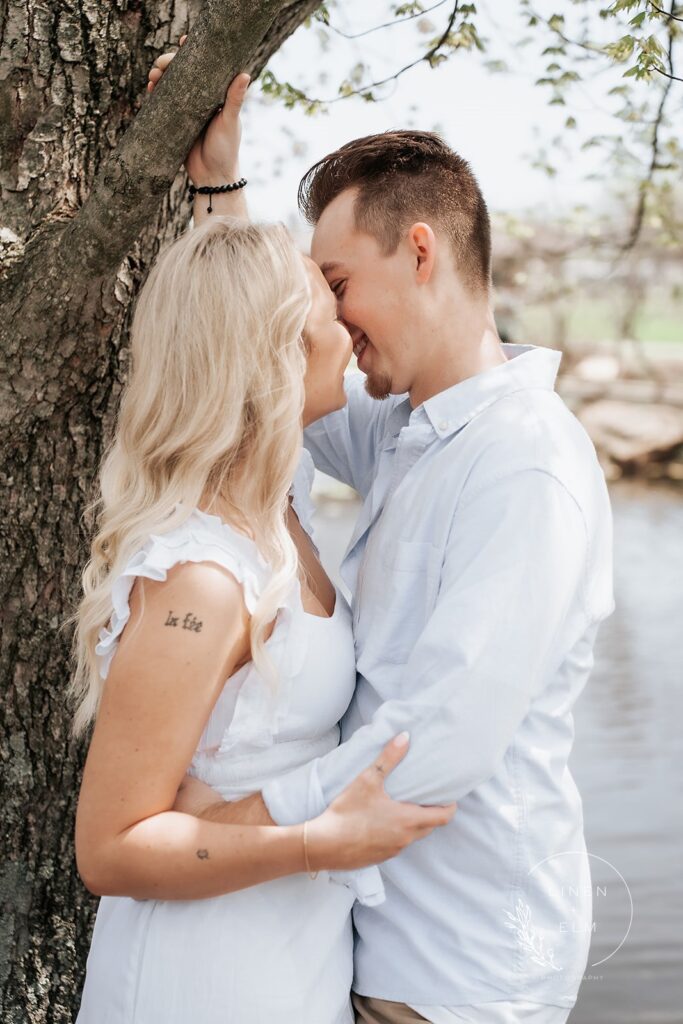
[149,56,614,1024]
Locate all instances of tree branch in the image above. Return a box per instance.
[653,65,683,80]
[622,0,678,252]
[61,0,320,279]
[298,0,461,104]
[525,6,602,57]
[326,0,451,40]
[341,0,461,98]
[0,0,320,424]
[648,1,683,22]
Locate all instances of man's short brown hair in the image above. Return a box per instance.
[298,130,491,293]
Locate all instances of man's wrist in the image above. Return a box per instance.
[197,792,274,827]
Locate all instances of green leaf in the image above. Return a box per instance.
[484,59,509,72]
[394,2,425,16]
[313,4,331,25]
[604,34,636,62]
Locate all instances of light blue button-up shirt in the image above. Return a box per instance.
[262,344,614,1010]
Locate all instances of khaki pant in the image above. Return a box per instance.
[352,993,571,1024]
[352,992,429,1023]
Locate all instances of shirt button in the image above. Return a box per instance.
[438,419,449,431]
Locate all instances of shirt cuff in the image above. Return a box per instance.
[261,761,386,907]
[328,866,386,907]
[261,759,326,825]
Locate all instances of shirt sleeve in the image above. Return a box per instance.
[303,373,404,497]
[261,467,590,824]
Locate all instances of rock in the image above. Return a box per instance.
[579,400,683,467]
[573,355,621,383]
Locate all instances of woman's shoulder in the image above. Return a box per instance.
[135,509,271,611]
[95,509,269,680]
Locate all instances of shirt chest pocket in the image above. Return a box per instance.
[358,539,442,666]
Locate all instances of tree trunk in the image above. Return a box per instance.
[0,2,320,1019]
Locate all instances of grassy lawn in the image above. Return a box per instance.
[512,295,683,350]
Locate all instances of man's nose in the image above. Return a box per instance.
[335,298,356,334]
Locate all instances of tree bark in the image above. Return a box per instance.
[0,1,320,1020]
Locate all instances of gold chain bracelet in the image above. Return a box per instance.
[302,820,319,880]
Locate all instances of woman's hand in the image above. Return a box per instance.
[306,734,457,872]
[146,35,249,188]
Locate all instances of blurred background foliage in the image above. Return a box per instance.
[240,0,683,481]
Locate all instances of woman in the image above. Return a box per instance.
[70,215,454,1024]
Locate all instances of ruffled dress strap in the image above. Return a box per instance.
[94,506,312,754]
[288,447,320,555]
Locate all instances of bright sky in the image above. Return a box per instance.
[237,0,674,233]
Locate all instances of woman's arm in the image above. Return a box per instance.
[95,815,304,900]
[75,560,454,901]
[75,559,299,901]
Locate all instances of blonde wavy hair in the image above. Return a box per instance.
[68,217,311,740]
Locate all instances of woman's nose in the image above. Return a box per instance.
[343,320,363,345]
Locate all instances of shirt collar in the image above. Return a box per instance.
[381,344,562,449]
[419,343,562,439]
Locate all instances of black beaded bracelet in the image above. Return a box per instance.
[188,178,247,213]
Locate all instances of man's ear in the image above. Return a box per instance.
[407,222,436,283]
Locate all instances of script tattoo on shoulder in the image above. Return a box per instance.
[164,610,203,633]
[196,848,209,860]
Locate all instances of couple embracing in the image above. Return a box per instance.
[71,47,613,1024]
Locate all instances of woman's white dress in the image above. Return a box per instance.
[76,450,362,1024]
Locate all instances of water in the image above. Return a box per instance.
[311,480,683,1024]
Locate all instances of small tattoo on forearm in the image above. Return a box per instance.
[196,848,209,860]
[164,610,203,632]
